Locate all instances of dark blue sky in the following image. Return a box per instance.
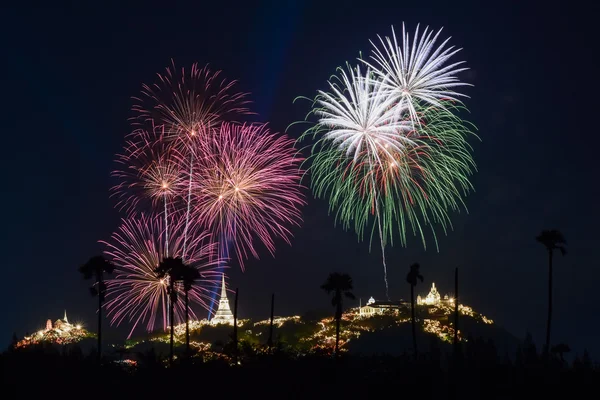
[2,1,598,357]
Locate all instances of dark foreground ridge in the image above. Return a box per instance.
[2,340,597,399]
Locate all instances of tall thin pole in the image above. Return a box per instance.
[97,274,102,363]
[545,250,553,356]
[451,267,460,400]
[411,284,417,359]
[453,267,459,349]
[169,280,175,367]
[268,293,275,350]
[233,288,239,364]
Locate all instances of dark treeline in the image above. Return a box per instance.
[2,336,596,399]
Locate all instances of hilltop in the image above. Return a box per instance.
[13,284,518,361]
[118,283,518,361]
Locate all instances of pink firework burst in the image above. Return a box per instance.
[192,122,305,269]
[111,124,187,216]
[131,60,252,139]
[102,213,223,338]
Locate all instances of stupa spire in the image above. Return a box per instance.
[220,273,227,299]
[210,273,234,325]
[63,310,68,324]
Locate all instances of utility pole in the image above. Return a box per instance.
[233,288,239,364]
[268,293,275,351]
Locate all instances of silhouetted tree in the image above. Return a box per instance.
[321,272,355,356]
[154,257,185,366]
[536,230,567,355]
[551,343,570,364]
[522,332,538,366]
[115,345,128,362]
[78,255,114,361]
[180,263,200,355]
[406,262,424,358]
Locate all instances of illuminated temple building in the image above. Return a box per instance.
[210,274,234,325]
[417,283,454,306]
[46,310,76,331]
[359,296,404,317]
[16,310,88,348]
[359,283,454,317]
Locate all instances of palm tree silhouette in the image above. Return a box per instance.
[321,272,355,356]
[180,263,200,355]
[406,262,424,359]
[536,230,567,355]
[154,256,185,366]
[78,255,114,361]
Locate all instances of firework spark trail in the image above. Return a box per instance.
[369,164,389,300]
[298,27,476,295]
[298,63,410,295]
[103,214,223,337]
[163,193,169,257]
[192,122,305,270]
[182,151,194,258]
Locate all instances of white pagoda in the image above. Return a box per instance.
[210,274,234,325]
[417,282,442,306]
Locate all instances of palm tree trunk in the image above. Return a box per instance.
[545,250,553,355]
[411,284,417,359]
[185,290,190,354]
[97,281,102,362]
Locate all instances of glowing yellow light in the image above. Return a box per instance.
[37,330,44,336]
[161,181,169,189]
[76,324,81,330]
[190,130,196,136]
[235,187,239,192]
[218,195,223,200]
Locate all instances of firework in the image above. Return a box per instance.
[192,122,305,269]
[103,213,222,338]
[315,64,412,163]
[111,125,186,215]
[299,25,476,297]
[131,60,251,136]
[126,61,252,257]
[362,23,470,126]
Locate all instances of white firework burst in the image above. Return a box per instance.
[362,23,470,126]
[316,64,412,164]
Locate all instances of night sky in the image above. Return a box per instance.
[2,1,598,357]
